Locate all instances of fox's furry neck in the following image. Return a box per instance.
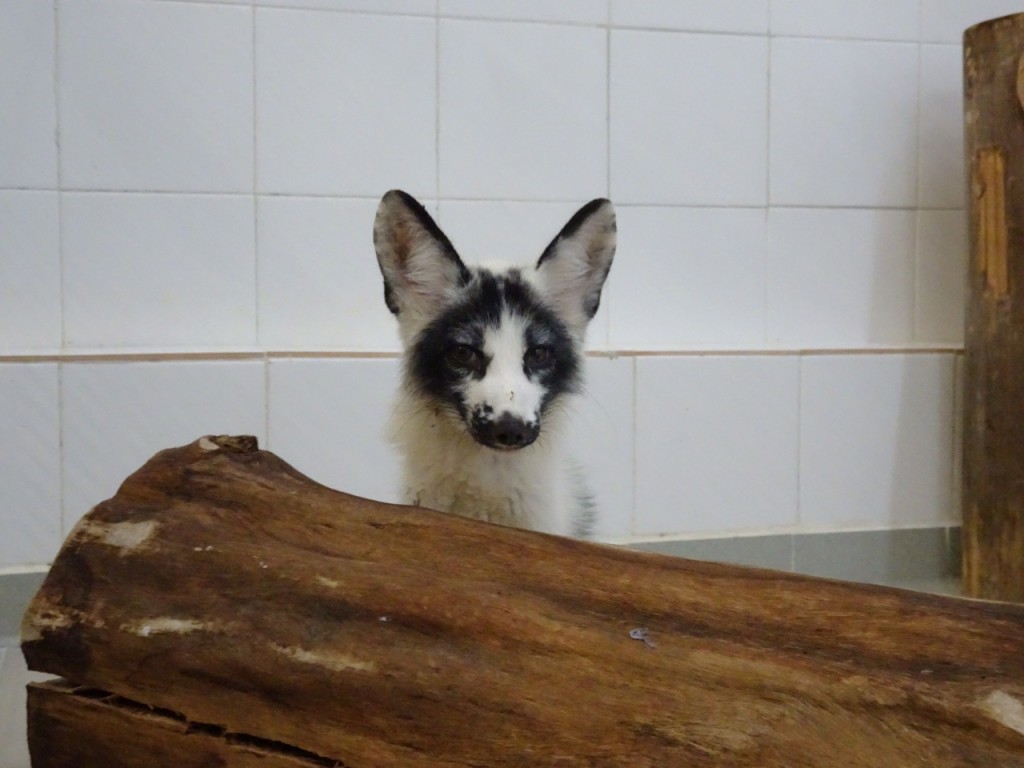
[388,388,581,536]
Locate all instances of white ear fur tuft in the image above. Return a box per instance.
[373,190,469,323]
[534,199,616,338]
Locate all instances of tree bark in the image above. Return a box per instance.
[21,435,1024,767]
[963,13,1024,601]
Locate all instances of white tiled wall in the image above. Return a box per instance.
[0,0,994,568]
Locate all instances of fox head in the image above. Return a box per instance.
[374,190,615,451]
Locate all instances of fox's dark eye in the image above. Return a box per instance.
[525,346,554,370]
[447,344,482,372]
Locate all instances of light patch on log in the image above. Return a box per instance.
[316,576,340,588]
[198,436,221,452]
[1017,52,1024,113]
[20,608,77,643]
[981,690,1024,736]
[81,519,159,552]
[972,147,1009,299]
[271,643,376,674]
[124,618,209,638]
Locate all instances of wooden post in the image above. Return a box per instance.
[20,436,1024,766]
[963,13,1024,601]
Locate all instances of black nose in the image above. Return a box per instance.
[482,414,539,450]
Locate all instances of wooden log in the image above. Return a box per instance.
[21,435,1024,767]
[963,13,1024,602]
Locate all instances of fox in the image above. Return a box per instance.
[374,190,615,537]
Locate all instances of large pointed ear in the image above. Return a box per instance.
[534,198,616,336]
[373,190,470,319]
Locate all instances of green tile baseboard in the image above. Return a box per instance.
[631,526,962,594]
[0,572,47,648]
[0,526,963,647]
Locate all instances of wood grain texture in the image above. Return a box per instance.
[27,679,329,768]
[964,13,1024,602]
[21,436,1024,766]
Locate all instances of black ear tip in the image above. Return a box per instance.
[579,198,616,227]
[381,189,431,213]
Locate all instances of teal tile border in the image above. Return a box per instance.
[632,526,961,594]
[0,527,963,647]
[631,534,794,572]
[0,572,46,647]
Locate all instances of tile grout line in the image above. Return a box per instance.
[603,0,613,349]
[605,0,612,202]
[57,359,66,543]
[53,0,68,543]
[912,22,925,342]
[763,11,773,347]
[792,352,803,571]
[3,188,966,213]
[0,347,966,364]
[250,5,267,453]
[629,355,638,537]
[252,5,261,354]
[53,0,64,351]
[263,353,271,450]
[437,0,444,197]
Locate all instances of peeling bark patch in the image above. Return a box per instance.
[21,608,76,643]
[981,690,1024,736]
[271,644,376,674]
[973,147,1009,298]
[198,436,220,451]
[124,618,208,638]
[82,520,159,551]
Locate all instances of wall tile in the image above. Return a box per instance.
[611,30,768,206]
[258,196,399,351]
[441,0,608,24]
[0,192,60,350]
[267,358,401,504]
[608,206,766,349]
[257,9,435,197]
[919,44,966,210]
[771,0,919,41]
[439,19,607,200]
[62,360,266,532]
[435,199,613,347]
[770,38,919,207]
[62,193,256,349]
[635,355,799,537]
[800,354,956,529]
[437,199,587,265]
[59,0,253,192]
[921,0,1024,43]
[916,209,967,344]
[0,0,57,189]
[766,208,916,347]
[610,0,769,34]
[0,364,60,567]
[567,356,635,540]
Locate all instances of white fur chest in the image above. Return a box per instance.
[389,396,575,536]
